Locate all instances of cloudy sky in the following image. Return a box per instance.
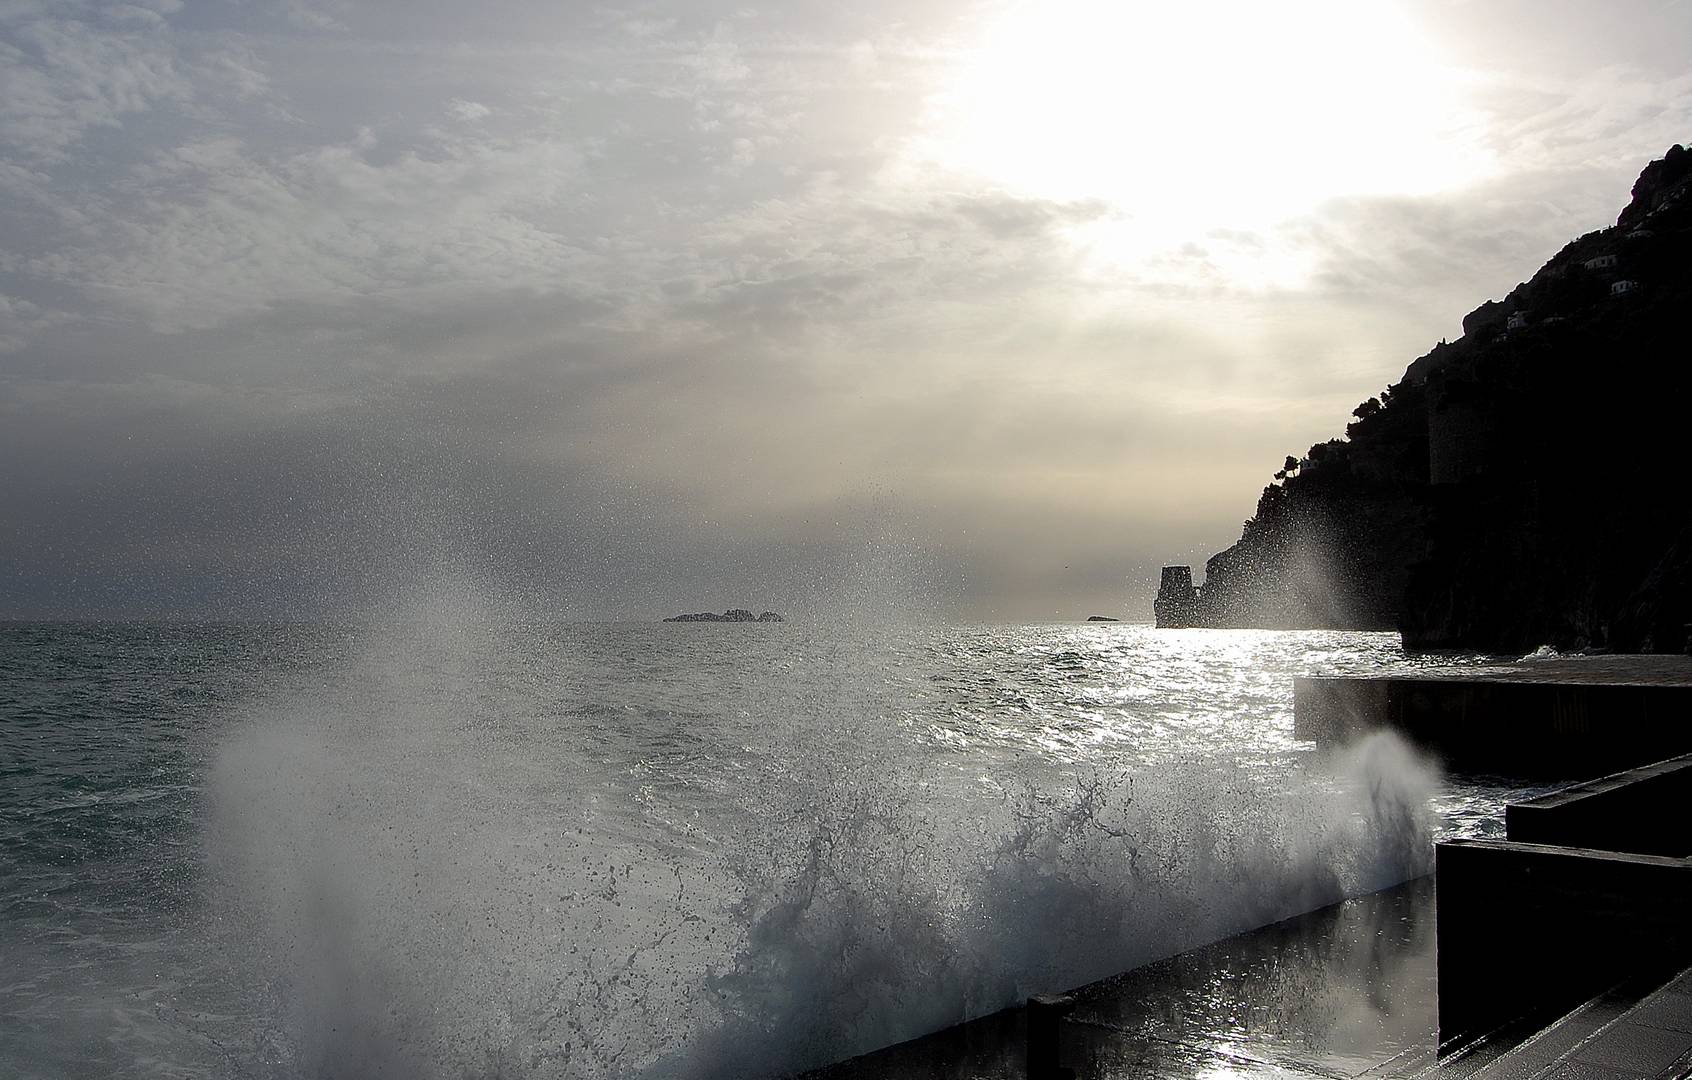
[2,0,1690,621]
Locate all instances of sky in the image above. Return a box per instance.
[2,0,1690,622]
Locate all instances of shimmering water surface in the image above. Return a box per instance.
[0,616,1537,1079]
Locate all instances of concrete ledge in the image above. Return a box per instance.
[1506,754,1692,856]
[1436,839,1692,1045]
[1295,671,1692,776]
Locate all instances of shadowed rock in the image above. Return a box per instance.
[1155,145,1692,653]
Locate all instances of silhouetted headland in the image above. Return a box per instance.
[1156,144,1692,654]
[663,609,784,622]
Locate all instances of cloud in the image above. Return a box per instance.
[1478,65,1692,172]
[447,98,491,122]
[0,292,69,352]
[279,0,347,33]
[0,9,191,164]
[687,34,750,84]
[27,128,589,330]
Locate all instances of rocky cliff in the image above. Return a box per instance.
[1156,145,1692,653]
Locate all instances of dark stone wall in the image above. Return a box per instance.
[1436,840,1692,1045]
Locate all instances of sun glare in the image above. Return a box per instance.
[914,0,1492,280]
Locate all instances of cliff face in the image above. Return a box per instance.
[1156,145,1692,653]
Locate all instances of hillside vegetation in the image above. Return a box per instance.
[1156,145,1692,653]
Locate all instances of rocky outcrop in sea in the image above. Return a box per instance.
[663,609,784,623]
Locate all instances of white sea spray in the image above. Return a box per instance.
[196,601,1446,1080]
[677,731,1436,1078]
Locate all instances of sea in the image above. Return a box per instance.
[0,605,1542,1080]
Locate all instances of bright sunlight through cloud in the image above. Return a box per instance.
[913,0,1495,286]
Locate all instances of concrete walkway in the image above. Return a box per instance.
[1463,967,1692,1079]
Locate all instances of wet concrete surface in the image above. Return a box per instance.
[1060,877,1437,1078]
[804,877,1444,1079]
[1343,655,1692,687]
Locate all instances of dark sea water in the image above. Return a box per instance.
[0,614,1537,1079]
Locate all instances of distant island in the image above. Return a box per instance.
[664,609,784,623]
[1156,144,1692,654]
[1086,615,1120,622]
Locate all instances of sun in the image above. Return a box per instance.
[911,0,1492,278]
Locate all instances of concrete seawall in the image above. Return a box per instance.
[1298,655,1692,1055]
[1505,753,1692,856]
[1294,655,1692,777]
[1436,839,1692,1045]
